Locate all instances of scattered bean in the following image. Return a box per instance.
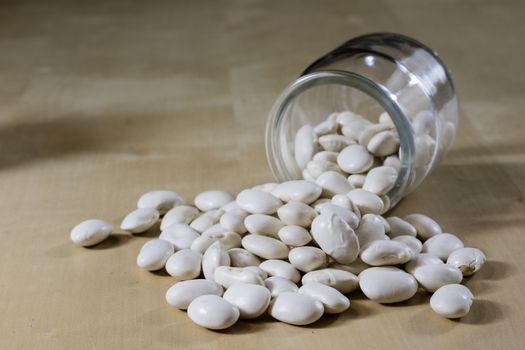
[70,219,112,247]
[430,284,473,318]
[359,267,418,303]
[269,292,324,326]
[161,205,200,230]
[165,249,202,280]
[137,190,184,214]
[136,239,174,271]
[447,247,486,276]
[187,294,239,330]
[404,213,442,241]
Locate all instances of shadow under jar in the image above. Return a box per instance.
[266,32,459,209]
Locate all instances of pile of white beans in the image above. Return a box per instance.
[295,110,404,214]
[70,111,486,330]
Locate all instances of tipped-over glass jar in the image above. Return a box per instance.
[266,32,458,209]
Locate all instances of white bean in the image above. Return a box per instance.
[413,264,463,292]
[318,134,354,152]
[311,213,360,264]
[165,249,202,280]
[347,189,384,215]
[348,174,366,188]
[316,171,353,198]
[236,189,282,215]
[379,112,395,127]
[383,155,401,172]
[336,145,374,174]
[403,213,442,241]
[189,209,224,233]
[302,268,359,294]
[219,209,248,235]
[271,180,322,204]
[422,233,464,260]
[269,292,324,326]
[136,239,174,271]
[165,279,223,310]
[223,282,271,319]
[277,225,312,247]
[358,123,393,148]
[202,241,230,280]
[430,284,473,319]
[277,201,317,227]
[70,219,112,247]
[294,125,318,170]
[161,205,200,230]
[187,295,239,330]
[336,110,366,126]
[244,214,284,237]
[362,166,398,195]
[314,116,339,136]
[194,190,234,211]
[288,246,327,272]
[299,282,350,314]
[360,240,413,266]
[120,208,159,234]
[241,234,289,260]
[367,130,399,157]
[358,267,418,303]
[137,190,184,214]
[259,259,301,283]
[447,247,486,276]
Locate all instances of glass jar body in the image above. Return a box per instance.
[266,33,458,208]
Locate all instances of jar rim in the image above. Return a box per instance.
[265,69,415,207]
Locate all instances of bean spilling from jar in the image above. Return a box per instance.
[70,111,484,330]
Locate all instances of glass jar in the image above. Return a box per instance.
[265,32,458,208]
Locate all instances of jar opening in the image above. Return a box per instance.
[265,70,415,207]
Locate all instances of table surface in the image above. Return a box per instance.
[1,1,524,349]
